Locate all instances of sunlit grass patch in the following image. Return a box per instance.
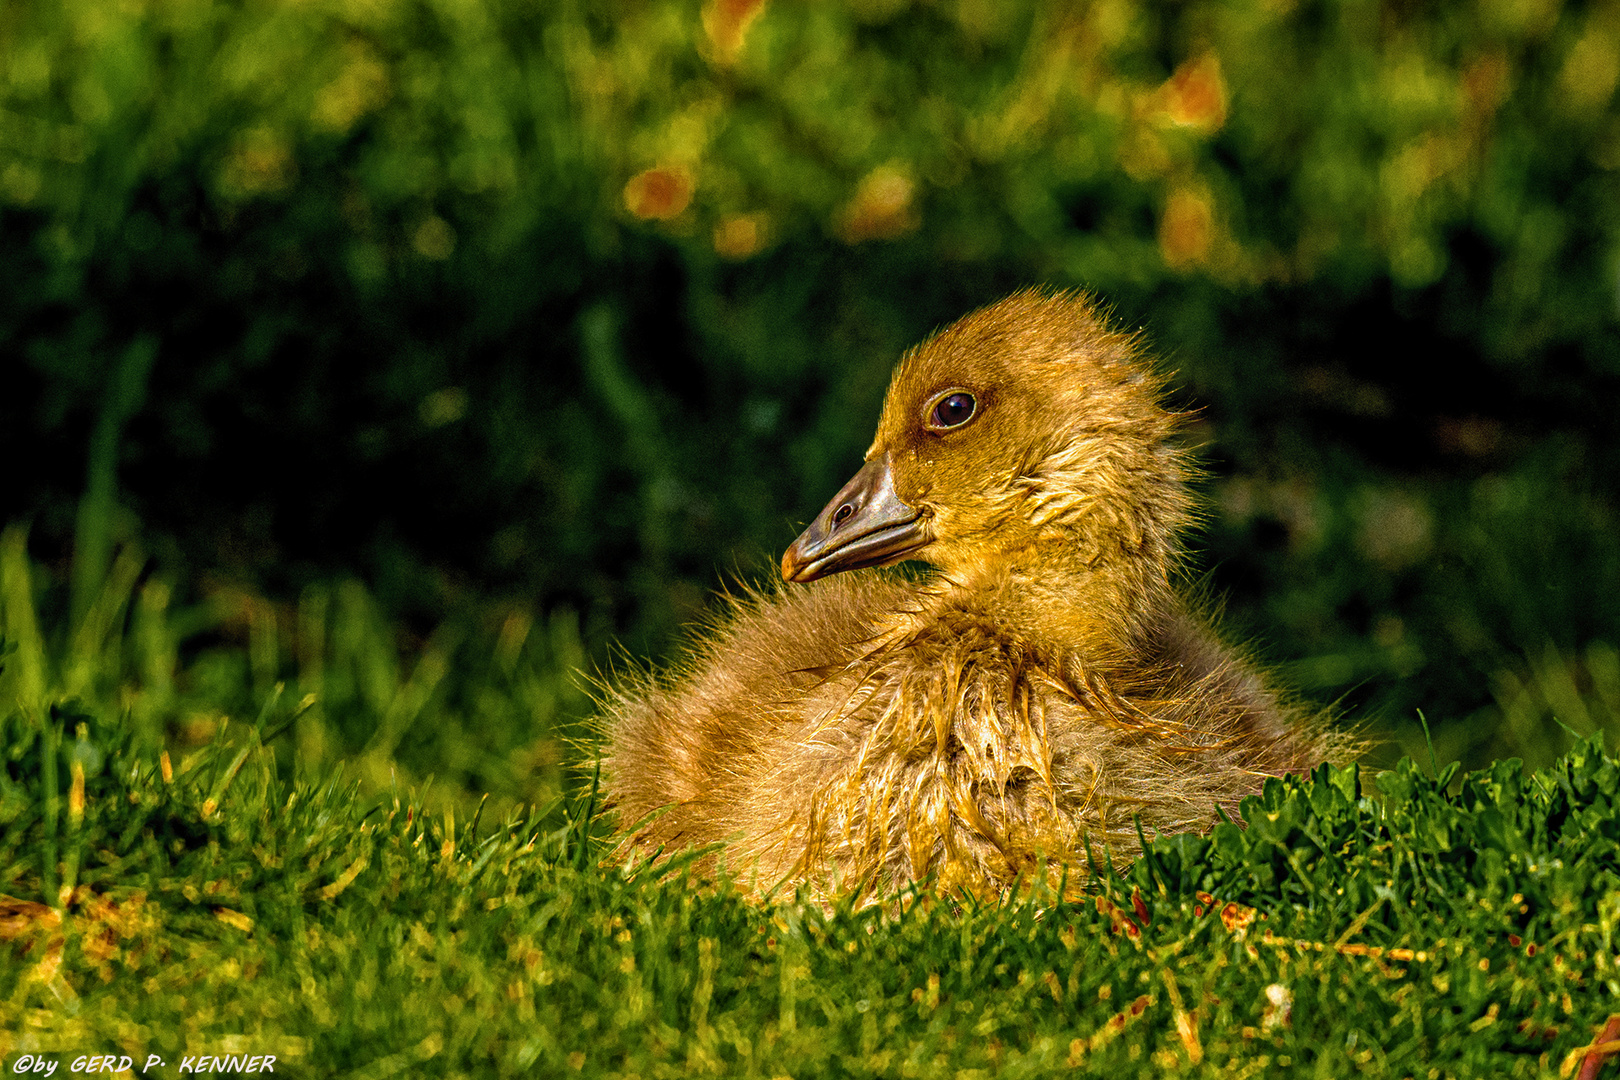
[1,713,1616,1076]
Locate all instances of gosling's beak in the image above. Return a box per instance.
[781,454,930,583]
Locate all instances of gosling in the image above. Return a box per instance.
[599,289,1342,901]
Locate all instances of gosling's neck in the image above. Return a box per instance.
[916,534,1177,660]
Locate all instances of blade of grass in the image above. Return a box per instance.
[1,526,47,712]
[71,335,157,633]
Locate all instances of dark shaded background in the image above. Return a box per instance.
[4,0,1619,797]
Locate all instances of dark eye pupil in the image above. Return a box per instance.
[931,392,976,428]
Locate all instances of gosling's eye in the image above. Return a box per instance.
[928,392,977,430]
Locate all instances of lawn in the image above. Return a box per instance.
[1,537,1617,1079]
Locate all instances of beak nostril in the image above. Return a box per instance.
[832,503,854,527]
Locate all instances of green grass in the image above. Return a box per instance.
[1,534,1618,1078]
[0,522,590,826]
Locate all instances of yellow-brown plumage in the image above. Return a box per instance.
[599,289,1344,901]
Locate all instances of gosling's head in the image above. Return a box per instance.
[782,290,1194,592]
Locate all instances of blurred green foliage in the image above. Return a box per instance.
[3,0,1620,770]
